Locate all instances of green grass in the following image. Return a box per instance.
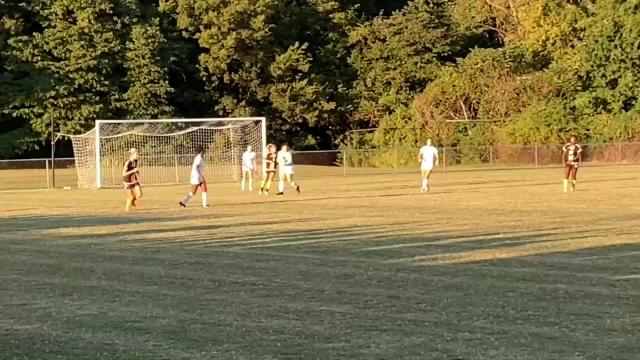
[1,166,639,359]
[0,165,349,191]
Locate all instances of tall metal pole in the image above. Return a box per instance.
[51,117,56,189]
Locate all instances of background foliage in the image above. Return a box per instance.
[1,0,639,158]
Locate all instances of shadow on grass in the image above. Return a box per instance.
[46,218,325,245]
[4,212,639,269]
[2,216,640,360]
[0,214,190,232]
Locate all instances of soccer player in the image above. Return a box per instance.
[122,148,142,211]
[241,145,257,192]
[418,138,439,192]
[259,144,278,195]
[562,135,582,192]
[179,146,209,208]
[276,144,300,196]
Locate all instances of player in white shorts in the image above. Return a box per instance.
[179,145,209,208]
[241,145,257,192]
[276,144,300,196]
[418,138,439,192]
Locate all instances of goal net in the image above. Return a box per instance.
[66,118,266,188]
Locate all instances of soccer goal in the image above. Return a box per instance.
[66,118,266,188]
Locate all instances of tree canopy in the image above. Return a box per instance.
[1,0,639,157]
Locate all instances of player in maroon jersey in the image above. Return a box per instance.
[562,135,582,192]
[122,148,142,211]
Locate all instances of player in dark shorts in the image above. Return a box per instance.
[259,144,278,195]
[562,135,582,192]
[122,148,142,211]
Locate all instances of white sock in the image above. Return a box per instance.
[248,179,253,192]
[181,192,193,204]
[202,192,208,207]
[422,179,427,189]
[241,179,245,191]
[278,180,284,193]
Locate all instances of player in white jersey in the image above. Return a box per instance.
[241,145,257,192]
[418,138,439,192]
[276,144,300,196]
[179,146,209,208]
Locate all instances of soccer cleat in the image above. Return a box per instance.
[203,205,209,208]
[296,185,300,194]
[277,192,284,196]
[179,202,186,208]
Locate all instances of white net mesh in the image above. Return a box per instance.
[67,118,265,188]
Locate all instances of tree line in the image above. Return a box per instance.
[1,0,639,158]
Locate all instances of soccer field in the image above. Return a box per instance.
[1,166,639,360]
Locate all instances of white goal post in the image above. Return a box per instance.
[67,117,267,188]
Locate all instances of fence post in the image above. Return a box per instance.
[45,159,50,189]
[443,147,447,172]
[342,150,347,176]
[394,147,398,172]
[489,146,493,167]
[174,155,180,183]
[618,142,623,163]
[534,144,539,169]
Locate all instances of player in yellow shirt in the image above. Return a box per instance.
[259,144,278,195]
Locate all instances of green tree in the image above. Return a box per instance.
[349,0,458,121]
[168,0,355,148]
[572,0,640,116]
[0,0,41,157]
[121,19,174,119]
[157,4,212,118]
[349,0,459,146]
[8,0,135,136]
[414,47,559,144]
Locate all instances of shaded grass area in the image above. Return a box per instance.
[1,166,639,359]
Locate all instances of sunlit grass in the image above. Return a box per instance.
[1,166,639,359]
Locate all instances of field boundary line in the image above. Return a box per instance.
[573,251,640,261]
[610,274,640,280]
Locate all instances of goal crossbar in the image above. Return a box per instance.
[95,117,265,124]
